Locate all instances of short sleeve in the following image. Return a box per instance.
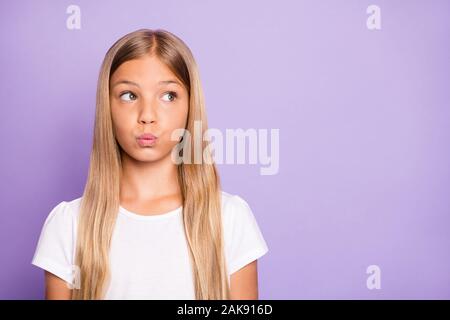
[31,201,75,285]
[223,195,269,275]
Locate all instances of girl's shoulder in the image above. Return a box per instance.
[44,192,252,223]
[32,197,83,284]
[220,190,253,216]
[45,196,82,220]
[219,190,260,229]
[219,191,269,275]
[220,190,243,202]
[40,197,83,232]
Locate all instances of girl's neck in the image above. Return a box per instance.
[119,151,180,202]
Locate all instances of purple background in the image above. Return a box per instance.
[1,0,449,299]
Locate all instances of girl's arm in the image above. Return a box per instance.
[44,271,72,300]
[229,260,259,299]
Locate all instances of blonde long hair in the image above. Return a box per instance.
[72,29,230,299]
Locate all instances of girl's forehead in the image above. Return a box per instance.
[112,56,175,81]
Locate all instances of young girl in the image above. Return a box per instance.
[31,29,269,300]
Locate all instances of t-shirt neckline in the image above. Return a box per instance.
[119,204,183,220]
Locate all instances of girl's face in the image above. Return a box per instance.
[109,55,189,163]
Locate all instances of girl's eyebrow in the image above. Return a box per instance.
[158,80,181,87]
[112,80,140,88]
[111,79,181,88]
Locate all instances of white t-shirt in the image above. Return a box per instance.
[31,191,269,299]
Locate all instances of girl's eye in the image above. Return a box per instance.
[119,91,137,102]
[162,91,177,102]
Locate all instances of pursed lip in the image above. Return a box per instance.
[137,133,157,140]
